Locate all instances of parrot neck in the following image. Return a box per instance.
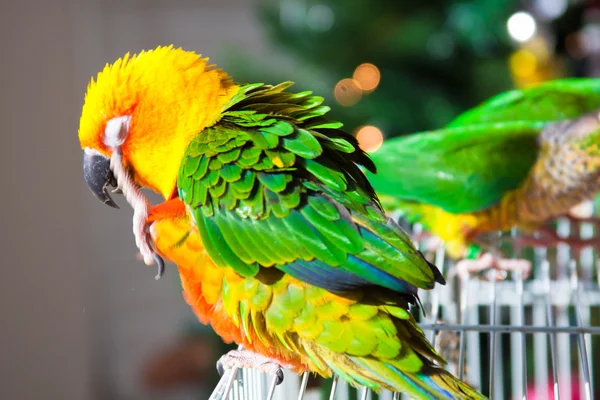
[125,71,240,199]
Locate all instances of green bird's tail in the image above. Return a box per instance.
[389,366,486,400]
[346,357,487,400]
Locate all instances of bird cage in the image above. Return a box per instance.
[209,218,600,400]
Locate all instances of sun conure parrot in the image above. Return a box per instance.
[78,46,484,399]
[368,78,600,274]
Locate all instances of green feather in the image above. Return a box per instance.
[368,122,543,213]
[368,79,600,215]
[192,180,208,207]
[304,159,347,191]
[232,215,276,266]
[253,155,275,170]
[282,129,323,158]
[208,157,222,171]
[257,172,291,193]
[220,188,238,210]
[208,178,227,198]
[231,170,255,194]
[177,82,440,298]
[300,205,362,253]
[193,156,210,179]
[217,148,241,164]
[214,208,255,264]
[307,195,340,221]
[278,186,301,209]
[261,120,295,136]
[194,210,259,276]
[264,149,295,168]
[264,189,289,218]
[183,155,200,177]
[265,216,312,260]
[220,163,242,182]
[450,78,600,127]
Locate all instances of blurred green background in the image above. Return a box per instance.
[226,0,588,151]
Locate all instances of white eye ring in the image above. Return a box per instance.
[104,115,131,148]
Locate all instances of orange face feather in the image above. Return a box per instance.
[78,46,239,199]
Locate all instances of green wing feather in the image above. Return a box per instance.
[177,82,443,295]
[368,122,543,214]
[370,78,600,214]
[449,78,600,127]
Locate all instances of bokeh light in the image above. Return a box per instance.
[527,36,551,63]
[426,33,455,60]
[534,0,567,20]
[507,12,536,42]
[582,25,600,54]
[509,49,538,78]
[353,63,381,92]
[334,78,363,106]
[355,125,384,153]
[306,4,334,32]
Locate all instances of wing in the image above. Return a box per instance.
[449,78,600,127]
[148,205,454,395]
[369,78,600,215]
[177,83,443,297]
[368,121,544,214]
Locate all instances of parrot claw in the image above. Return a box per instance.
[216,347,285,385]
[153,253,165,280]
[456,252,531,280]
[136,251,166,279]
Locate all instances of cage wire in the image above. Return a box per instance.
[209,218,600,400]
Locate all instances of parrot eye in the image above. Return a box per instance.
[104,115,131,148]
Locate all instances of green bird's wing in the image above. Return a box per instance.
[449,78,600,127]
[177,82,443,296]
[371,78,600,215]
[368,121,544,214]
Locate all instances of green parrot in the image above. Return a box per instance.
[368,78,600,273]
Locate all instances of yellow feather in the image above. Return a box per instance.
[78,46,239,199]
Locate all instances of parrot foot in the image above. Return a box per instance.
[109,151,165,279]
[216,347,285,385]
[455,252,532,280]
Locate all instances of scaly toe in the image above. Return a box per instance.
[216,349,285,384]
[456,253,531,280]
[456,253,495,278]
[495,257,532,279]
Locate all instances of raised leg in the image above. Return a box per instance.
[216,346,286,385]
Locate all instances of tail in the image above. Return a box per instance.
[348,357,487,400]
[390,366,487,400]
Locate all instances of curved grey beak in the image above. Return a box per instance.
[83,148,119,209]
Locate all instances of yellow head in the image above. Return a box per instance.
[78,46,238,204]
